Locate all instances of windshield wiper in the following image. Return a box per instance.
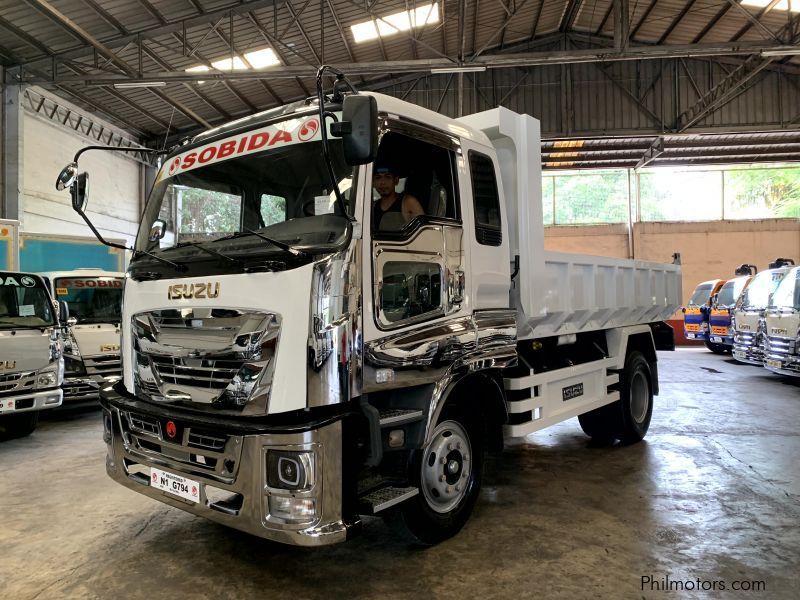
[218,229,308,258]
[167,241,240,264]
[132,249,188,272]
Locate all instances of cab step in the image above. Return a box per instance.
[378,408,424,427]
[359,486,419,514]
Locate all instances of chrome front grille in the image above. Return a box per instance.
[85,354,121,377]
[63,381,98,400]
[187,429,227,451]
[0,371,36,396]
[148,355,242,390]
[129,413,160,436]
[765,336,795,358]
[131,308,280,416]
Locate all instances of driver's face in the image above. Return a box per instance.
[373,172,398,197]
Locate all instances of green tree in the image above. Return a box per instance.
[554,171,629,224]
[178,186,241,234]
[724,168,800,219]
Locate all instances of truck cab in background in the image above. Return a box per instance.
[683,279,724,351]
[708,265,756,353]
[0,271,65,438]
[39,269,124,404]
[764,265,800,377]
[732,259,794,365]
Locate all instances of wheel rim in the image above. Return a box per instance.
[421,420,472,514]
[630,370,649,424]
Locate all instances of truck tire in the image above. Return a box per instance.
[578,351,653,445]
[0,411,39,440]
[391,406,485,545]
[704,340,727,354]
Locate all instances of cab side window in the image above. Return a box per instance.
[469,152,502,246]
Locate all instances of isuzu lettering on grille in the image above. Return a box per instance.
[0,361,17,370]
[168,282,220,300]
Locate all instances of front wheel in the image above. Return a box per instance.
[0,411,39,440]
[391,412,484,545]
[704,340,727,354]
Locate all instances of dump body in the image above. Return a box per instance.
[40,269,124,403]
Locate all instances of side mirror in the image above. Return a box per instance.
[58,301,69,324]
[56,162,78,191]
[67,316,78,327]
[711,293,719,306]
[72,172,89,212]
[334,95,378,165]
[149,219,167,242]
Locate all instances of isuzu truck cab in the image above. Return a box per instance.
[764,265,800,377]
[57,75,681,546]
[683,279,723,351]
[0,271,65,438]
[40,269,123,404]
[708,265,755,352]
[732,259,794,365]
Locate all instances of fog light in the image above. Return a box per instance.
[268,496,316,522]
[267,450,314,490]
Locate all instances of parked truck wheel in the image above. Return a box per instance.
[0,411,39,440]
[578,351,653,445]
[704,340,727,354]
[391,408,485,545]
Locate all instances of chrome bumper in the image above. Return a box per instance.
[101,391,351,546]
[732,332,763,365]
[764,336,800,377]
[0,387,63,414]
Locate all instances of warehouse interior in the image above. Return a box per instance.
[1,1,799,598]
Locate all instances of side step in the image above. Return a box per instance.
[378,409,424,427]
[359,486,419,514]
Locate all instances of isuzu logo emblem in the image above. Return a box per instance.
[168,282,220,300]
[165,421,177,439]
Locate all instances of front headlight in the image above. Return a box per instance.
[37,370,58,388]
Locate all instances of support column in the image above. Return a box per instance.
[1,84,24,222]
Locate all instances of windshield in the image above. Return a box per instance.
[716,277,748,308]
[688,283,713,306]
[55,277,123,324]
[135,113,355,268]
[770,267,800,309]
[739,270,785,310]
[0,273,55,328]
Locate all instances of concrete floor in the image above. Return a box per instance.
[1,348,799,599]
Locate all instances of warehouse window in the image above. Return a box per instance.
[639,170,723,221]
[553,170,629,224]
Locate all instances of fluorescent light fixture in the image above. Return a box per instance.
[761,48,800,57]
[184,47,280,73]
[351,3,440,43]
[430,65,486,74]
[742,0,799,13]
[113,81,167,88]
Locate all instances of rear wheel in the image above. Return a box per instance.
[391,407,485,545]
[578,351,653,445]
[0,411,39,440]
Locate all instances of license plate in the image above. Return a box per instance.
[711,336,722,343]
[150,467,200,503]
[766,359,782,369]
[733,350,745,360]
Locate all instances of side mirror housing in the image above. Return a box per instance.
[333,95,378,165]
[72,172,89,212]
[55,162,78,191]
[58,301,70,324]
[149,219,167,242]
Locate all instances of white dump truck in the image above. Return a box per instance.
[764,265,800,377]
[0,271,65,438]
[732,259,794,365]
[57,71,681,546]
[40,269,124,404]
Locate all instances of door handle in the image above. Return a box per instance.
[451,270,465,305]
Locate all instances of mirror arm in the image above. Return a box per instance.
[73,145,161,163]
[74,205,128,251]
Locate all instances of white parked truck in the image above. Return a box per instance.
[764,265,800,377]
[732,259,794,365]
[57,73,681,546]
[0,271,65,438]
[40,269,124,404]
